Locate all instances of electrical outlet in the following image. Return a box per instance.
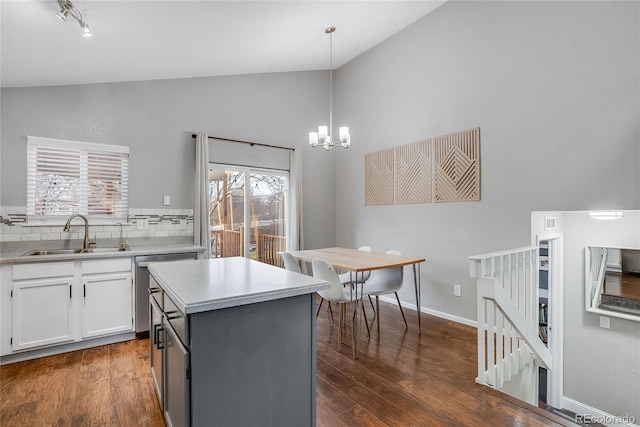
[136,218,148,230]
[599,316,610,329]
[163,195,171,206]
[454,284,462,297]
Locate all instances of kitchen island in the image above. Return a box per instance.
[147,257,328,427]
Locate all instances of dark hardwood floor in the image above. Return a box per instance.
[315,298,572,427]
[1,298,574,426]
[0,338,164,426]
[604,272,640,300]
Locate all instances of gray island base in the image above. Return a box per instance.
[148,257,329,427]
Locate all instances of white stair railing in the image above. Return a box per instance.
[469,246,552,391]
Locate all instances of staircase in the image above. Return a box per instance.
[469,246,552,406]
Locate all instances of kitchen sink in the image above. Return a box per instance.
[21,247,130,256]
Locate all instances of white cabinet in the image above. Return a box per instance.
[12,277,75,351]
[11,279,73,350]
[2,257,133,357]
[82,273,132,338]
[81,258,133,338]
[11,262,75,351]
[81,258,133,339]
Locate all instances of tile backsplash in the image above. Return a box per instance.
[0,206,194,243]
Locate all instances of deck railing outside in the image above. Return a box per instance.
[211,229,285,267]
[257,234,286,267]
[211,229,242,258]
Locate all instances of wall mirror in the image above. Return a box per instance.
[585,246,640,321]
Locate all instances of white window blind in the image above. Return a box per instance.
[27,136,129,218]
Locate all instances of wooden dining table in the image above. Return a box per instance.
[286,247,425,358]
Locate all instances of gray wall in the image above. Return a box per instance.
[336,0,640,320]
[0,72,337,249]
[335,0,640,419]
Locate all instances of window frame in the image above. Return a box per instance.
[26,136,130,221]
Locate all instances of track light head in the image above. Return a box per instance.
[80,21,92,37]
[56,9,68,21]
[56,0,91,37]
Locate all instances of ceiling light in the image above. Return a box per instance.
[81,21,92,37]
[56,0,92,38]
[309,27,350,151]
[56,9,68,21]
[588,211,624,220]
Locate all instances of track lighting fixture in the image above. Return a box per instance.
[56,9,68,21]
[56,0,91,37]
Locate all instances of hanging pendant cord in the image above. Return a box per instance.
[328,27,334,141]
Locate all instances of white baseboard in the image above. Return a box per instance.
[377,295,478,328]
[562,396,638,427]
[0,332,136,365]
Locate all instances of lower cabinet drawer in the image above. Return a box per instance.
[82,258,131,275]
[13,262,74,280]
[163,293,188,347]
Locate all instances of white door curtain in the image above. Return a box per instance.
[194,132,212,258]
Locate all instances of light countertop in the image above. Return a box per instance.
[0,244,205,264]
[148,257,329,314]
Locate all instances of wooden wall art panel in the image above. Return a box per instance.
[395,139,432,204]
[433,127,480,203]
[365,148,395,206]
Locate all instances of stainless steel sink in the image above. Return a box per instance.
[21,247,130,256]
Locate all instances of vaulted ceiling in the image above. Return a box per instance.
[1,1,445,88]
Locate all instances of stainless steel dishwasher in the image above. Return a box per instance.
[134,252,198,338]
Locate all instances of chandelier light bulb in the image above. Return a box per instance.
[309,132,319,147]
[339,127,349,141]
[318,126,328,140]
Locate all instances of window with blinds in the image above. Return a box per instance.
[27,136,129,218]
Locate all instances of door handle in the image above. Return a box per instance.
[156,327,165,350]
[164,311,181,320]
[153,323,160,344]
[153,322,165,349]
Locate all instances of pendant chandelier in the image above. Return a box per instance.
[309,27,350,151]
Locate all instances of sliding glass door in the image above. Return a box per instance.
[208,165,287,265]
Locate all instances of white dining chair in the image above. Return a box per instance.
[282,252,334,323]
[281,251,302,273]
[339,246,372,286]
[363,249,407,336]
[312,258,370,343]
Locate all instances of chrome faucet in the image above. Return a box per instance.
[116,222,129,251]
[62,214,95,251]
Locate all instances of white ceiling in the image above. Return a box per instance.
[1,0,446,88]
